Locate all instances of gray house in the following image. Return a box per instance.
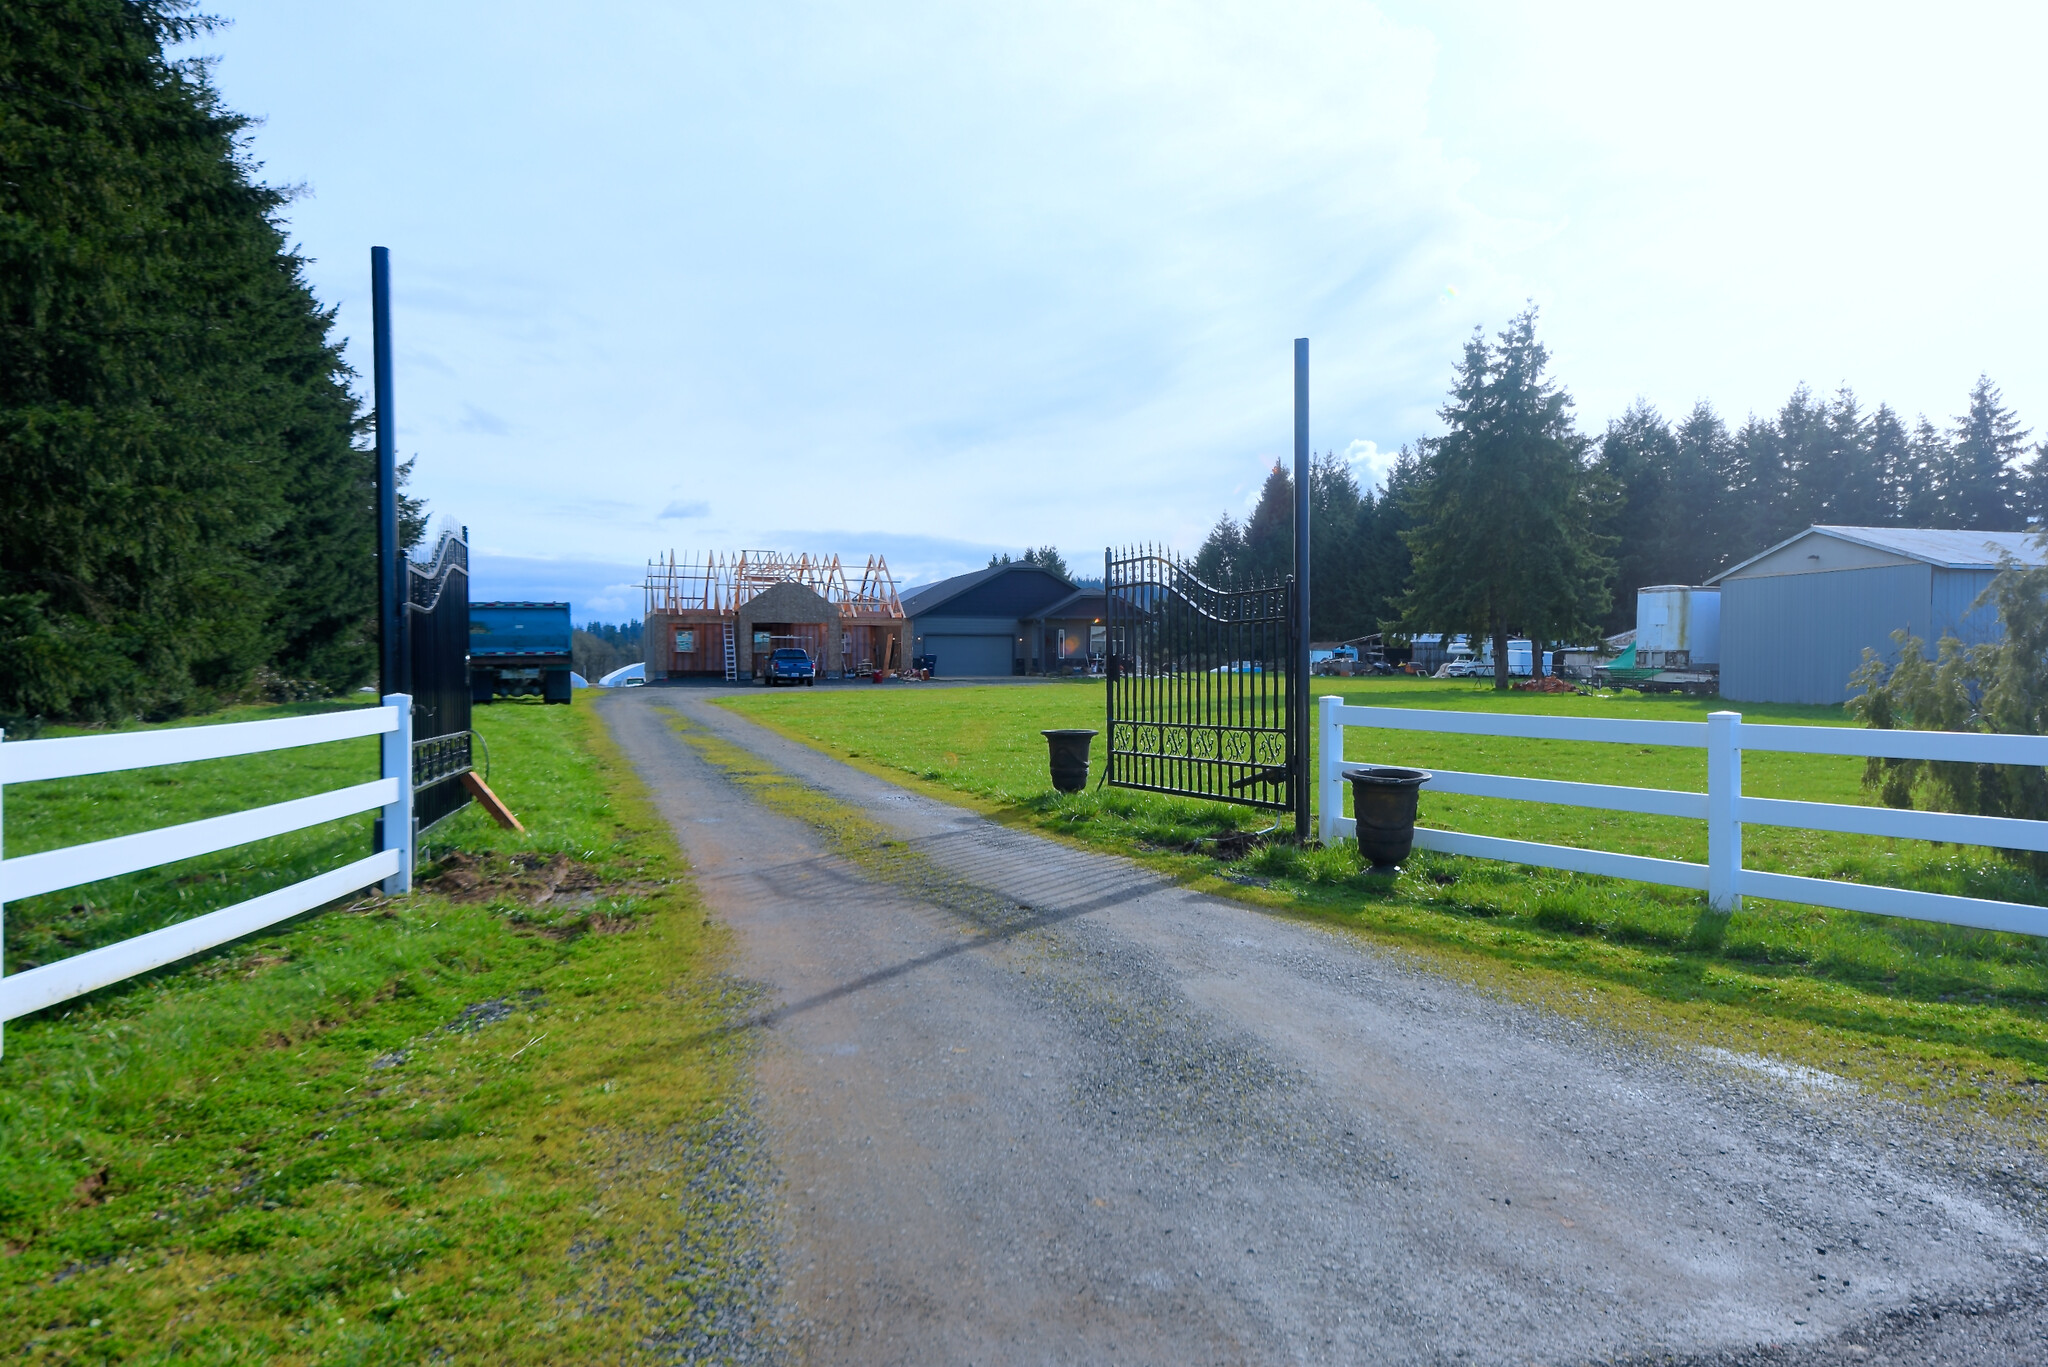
[1709,525,2042,705]
[903,564,1105,677]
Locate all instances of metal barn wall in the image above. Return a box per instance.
[1719,563,1931,705]
[1930,568,2004,645]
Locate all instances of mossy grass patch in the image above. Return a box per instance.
[1,699,767,1362]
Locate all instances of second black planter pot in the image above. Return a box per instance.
[1042,729,1098,793]
[1343,765,1432,871]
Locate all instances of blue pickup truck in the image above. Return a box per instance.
[767,648,816,687]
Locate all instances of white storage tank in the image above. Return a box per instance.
[1635,586,1720,669]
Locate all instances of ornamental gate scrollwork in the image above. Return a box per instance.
[1103,547,1296,812]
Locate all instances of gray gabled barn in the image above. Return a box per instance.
[1708,525,2042,705]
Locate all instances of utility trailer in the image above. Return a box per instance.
[470,601,574,703]
[1600,586,1721,695]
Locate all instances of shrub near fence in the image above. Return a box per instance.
[0,697,415,1055]
[1318,696,2048,937]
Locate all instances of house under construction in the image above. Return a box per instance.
[644,550,908,681]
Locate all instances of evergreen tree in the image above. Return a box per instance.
[1674,402,1738,577]
[2021,441,2048,529]
[1191,514,1246,587]
[1240,462,1294,583]
[0,0,373,725]
[1943,376,2029,529]
[1302,450,1366,637]
[1357,447,1420,634]
[1726,414,1791,552]
[1400,309,1611,688]
[1020,545,1072,580]
[1775,386,1833,531]
[1818,387,1886,526]
[1594,401,1681,632]
[1869,404,1919,522]
[1904,416,1953,525]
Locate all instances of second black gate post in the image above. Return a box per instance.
[373,246,404,697]
[1292,337,1310,841]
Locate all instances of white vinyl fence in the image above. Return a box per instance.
[0,696,414,1053]
[1318,696,2048,938]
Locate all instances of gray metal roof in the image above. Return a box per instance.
[1708,525,2045,583]
[899,562,1078,618]
[899,565,1006,617]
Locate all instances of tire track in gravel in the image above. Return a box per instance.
[599,686,2048,1366]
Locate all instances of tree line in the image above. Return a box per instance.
[572,620,644,682]
[1194,308,2044,686]
[1,1,378,728]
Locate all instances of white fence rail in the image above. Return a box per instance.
[1317,697,2048,939]
[0,696,414,1053]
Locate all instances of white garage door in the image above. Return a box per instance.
[924,633,1013,678]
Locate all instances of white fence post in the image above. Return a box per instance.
[1318,695,1343,845]
[1706,710,1742,913]
[380,694,413,895]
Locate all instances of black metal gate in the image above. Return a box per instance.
[1103,547,1297,812]
[407,529,474,833]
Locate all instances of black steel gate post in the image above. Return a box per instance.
[1292,337,1310,840]
[373,246,404,698]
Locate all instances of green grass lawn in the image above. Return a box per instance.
[718,677,2048,1128]
[1,700,761,1363]
[5,699,386,975]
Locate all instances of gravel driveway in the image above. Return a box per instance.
[600,687,2048,1366]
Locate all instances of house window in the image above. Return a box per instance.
[675,628,696,653]
[753,632,772,650]
[1089,625,1105,655]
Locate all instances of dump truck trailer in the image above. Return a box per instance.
[470,601,575,703]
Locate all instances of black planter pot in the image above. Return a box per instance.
[1343,765,1431,871]
[1042,729,1099,793]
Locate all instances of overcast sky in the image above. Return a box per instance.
[187,2,2048,616]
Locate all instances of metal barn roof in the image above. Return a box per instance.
[1708,525,2045,583]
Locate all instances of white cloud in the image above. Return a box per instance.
[659,500,710,520]
[1344,439,1400,494]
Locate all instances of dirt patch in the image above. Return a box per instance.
[420,851,606,905]
[72,1168,110,1207]
[1512,675,1583,694]
[417,852,659,940]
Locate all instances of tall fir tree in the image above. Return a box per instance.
[0,0,374,725]
[1772,387,1830,530]
[1943,376,2029,529]
[1674,401,1738,577]
[1594,401,1682,633]
[1726,414,1791,552]
[1400,309,1611,688]
[1905,416,1953,525]
[1240,462,1294,583]
[1868,404,1919,522]
[1818,387,1886,526]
